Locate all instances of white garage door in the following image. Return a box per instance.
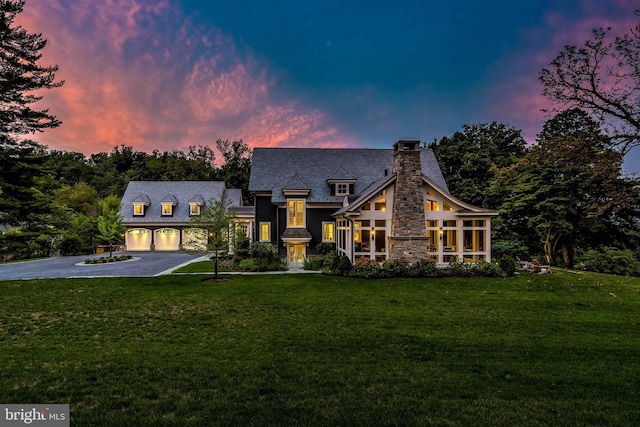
[127,228,151,251]
[155,228,180,251]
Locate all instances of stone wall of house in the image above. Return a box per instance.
[389,140,429,261]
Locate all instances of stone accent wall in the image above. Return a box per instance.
[389,140,429,262]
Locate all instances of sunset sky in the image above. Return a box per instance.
[16,0,640,173]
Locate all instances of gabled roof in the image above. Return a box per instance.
[121,181,241,225]
[160,194,178,205]
[188,194,205,204]
[333,174,498,218]
[248,148,449,204]
[327,165,356,182]
[282,173,310,191]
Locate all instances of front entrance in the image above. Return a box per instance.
[287,243,306,268]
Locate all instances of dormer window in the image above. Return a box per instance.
[133,203,146,216]
[336,183,349,196]
[189,203,201,216]
[188,194,205,216]
[131,194,150,216]
[161,203,174,216]
[160,194,178,217]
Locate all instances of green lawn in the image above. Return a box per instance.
[1,271,639,426]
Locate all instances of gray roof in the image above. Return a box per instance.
[121,181,242,225]
[248,148,449,204]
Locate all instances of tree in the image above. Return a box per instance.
[188,193,236,280]
[427,122,527,208]
[96,195,125,258]
[216,139,252,205]
[0,0,63,139]
[491,130,640,267]
[539,10,640,154]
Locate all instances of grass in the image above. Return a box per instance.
[172,260,233,273]
[1,270,639,426]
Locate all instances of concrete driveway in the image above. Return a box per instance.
[0,251,206,281]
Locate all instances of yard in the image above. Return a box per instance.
[1,271,639,426]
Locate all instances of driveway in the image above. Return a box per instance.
[0,251,205,281]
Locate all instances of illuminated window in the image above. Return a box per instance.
[443,202,453,211]
[161,204,173,216]
[374,200,386,211]
[288,200,305,227]
[322,222,335,242]
[189,203,201,216]
[426,200,439,211]
[133,204,145,216]
[260,223,270,242]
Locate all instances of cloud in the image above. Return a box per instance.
[15,0,350,154]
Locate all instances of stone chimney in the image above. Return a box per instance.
[389,140,429,262]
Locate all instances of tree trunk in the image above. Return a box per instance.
[562,244,574,269]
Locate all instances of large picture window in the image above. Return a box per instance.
[288,200,305,227]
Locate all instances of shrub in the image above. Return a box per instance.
[315,242,336,256]
[408,259,439,278]
[380,259,409,278]
[473,261,504,278]
[303,256,324,271]
[349,258,382,279]
[330,255,352,276]
[497,256,517,277]
[238,258,257,271]
[249,242,279,264]
[577,247,640,276]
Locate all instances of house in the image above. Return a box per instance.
[248,140,498,267]
[120,181,254,251]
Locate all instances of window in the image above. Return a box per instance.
[161,204,173,216]
[133,204,145,216]
[189,203,201,216]
[336,183,349,195]
[426,200,439,211]
[374,199,386,211]
[259,223,270,242]
[322,222,335,242]
[288,200,305,227]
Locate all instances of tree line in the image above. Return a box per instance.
[2,0,640,273]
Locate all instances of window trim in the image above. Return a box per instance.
[259,222,271,242]
[133,203,145,216]
[287,199,306,228]
[322,222,335,242]
[161,203,174,216]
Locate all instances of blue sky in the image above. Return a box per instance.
[18,0,640,173]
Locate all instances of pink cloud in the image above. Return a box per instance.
[490,1,638,144]
[15,0,351,155]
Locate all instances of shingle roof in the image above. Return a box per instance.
[248,147,449,204]
[121,181,241,225]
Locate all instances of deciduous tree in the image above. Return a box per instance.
[539,10,640,154]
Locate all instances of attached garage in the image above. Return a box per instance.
[154,228,180,251]
[126,228,152,251]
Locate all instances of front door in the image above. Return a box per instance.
[288,243,306,268]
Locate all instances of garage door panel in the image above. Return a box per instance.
[155,228,180,251]
[127,229,151,251]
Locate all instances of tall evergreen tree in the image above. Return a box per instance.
[0,0,63,139]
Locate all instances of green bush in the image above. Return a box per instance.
[249,242,279,263]
[577,247,640,276]
[238,258,257,271]
[303,256,324,271]
[349,259,382,279]
[315,242,336,256]
[407,259,439,278]
[497,256,517,277]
